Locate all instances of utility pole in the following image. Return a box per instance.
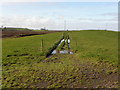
[75,40,77,53]
[64,20,66,31]
[1,25,3,31]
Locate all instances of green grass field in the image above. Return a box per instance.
[70,30,118,65]
[2,30,118,88]
[2,32,62,65]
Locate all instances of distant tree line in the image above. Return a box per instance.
[1,27,31,31]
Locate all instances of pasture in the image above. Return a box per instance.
[2,30,118,88]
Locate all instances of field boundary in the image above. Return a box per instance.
[45,36,64,57]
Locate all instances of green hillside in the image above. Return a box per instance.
[2,30,118,88]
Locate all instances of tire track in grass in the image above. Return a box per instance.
[45,32,73,57]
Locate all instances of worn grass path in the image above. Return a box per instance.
[40,54,118,88]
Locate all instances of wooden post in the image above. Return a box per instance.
[68,40,70,54]
[68,44,70,54]
[56,49,59,53]
[41,39,43,52]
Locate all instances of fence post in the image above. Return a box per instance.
[41,39,43,52]
[75,40,77,53]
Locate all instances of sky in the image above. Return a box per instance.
[0,2,118,31]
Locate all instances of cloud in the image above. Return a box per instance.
[58,15,65,19]
[92,18,117,22]
[77,17,117,23]
[77,18,93,22]
[100,12,118,17]
[0,15,63,29]
[0,14,70,30]
[0,15,118,31]
[90,12,118,23]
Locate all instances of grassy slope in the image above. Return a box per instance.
[70,30,118,65]
[2,32,62,64]
[2,32,62,88]
[2,30,118,88]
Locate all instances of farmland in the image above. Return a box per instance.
[2,30,118,88]
[2,29,60,38]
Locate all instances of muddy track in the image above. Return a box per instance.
[42,54,118,88]
[45,32,73,57]
[50,32,73,56]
